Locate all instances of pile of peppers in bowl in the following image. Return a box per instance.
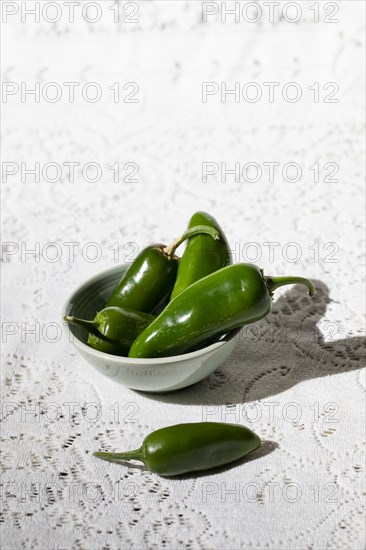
[65,211,315,359]
[65,211,315,476]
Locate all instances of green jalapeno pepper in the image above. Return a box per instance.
[64,306,155,356]
[93,422,261,476]
[107,225,220,313]
[170,211,231,300]
[129,263,315,358]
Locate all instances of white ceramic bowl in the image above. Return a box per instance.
[62,265,241,393]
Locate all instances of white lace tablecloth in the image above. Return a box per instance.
[1,2,365,549]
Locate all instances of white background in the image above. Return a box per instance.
[1,1,365,549]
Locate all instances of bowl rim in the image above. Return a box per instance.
[62,264,240,366]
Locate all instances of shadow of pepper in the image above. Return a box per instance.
[141,280,365,405]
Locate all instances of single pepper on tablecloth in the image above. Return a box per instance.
[93,422,261,476]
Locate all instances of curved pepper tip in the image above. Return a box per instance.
[163,225,220,257]
[266,276,315,297]
[308,281,316,296]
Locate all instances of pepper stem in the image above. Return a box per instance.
[265,276,315,296]
[163,225,220,257]
[93,446,145,466]
[64,315,100,335]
